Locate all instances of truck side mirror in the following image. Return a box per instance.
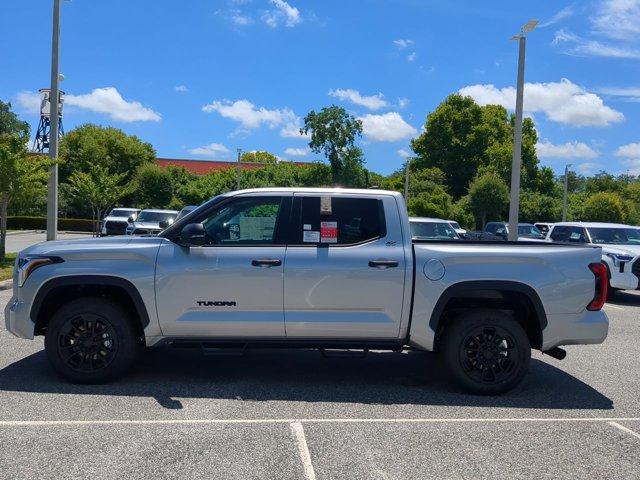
[127,216,134,224]
[159,220,170,229]
[179,223,206,247]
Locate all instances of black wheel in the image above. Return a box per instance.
[45,297,140,383]
[440,310,531,395]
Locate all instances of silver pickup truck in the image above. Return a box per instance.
[4,188,609,394]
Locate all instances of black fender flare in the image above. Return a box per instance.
[428,280,548,333]
[31,275,150,328]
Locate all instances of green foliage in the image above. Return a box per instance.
[468,171,510,228]
[134,163,173,209]
[407,187,453,219]
[7,216,94,232]
[581,192,627,223]
[301,105,364,186]
[518,190,562,223]
[241,150,278,163]
[59,124,155,183]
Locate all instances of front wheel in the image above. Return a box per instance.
[45,297,140,383]
[440,310,531,395]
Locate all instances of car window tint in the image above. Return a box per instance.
[299,197,385,245]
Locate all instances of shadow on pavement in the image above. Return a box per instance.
[0,347,613,411]
[608,290,640,307]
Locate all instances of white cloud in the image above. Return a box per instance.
[174,85,188,93]
[188,142,231,157]
[459,78,624,127]
[591,0,640,41]
[397,97,410,109]
[328,88,388,111]
[397,148,411,158]
[553,28,640,59]
[231,11,253,25]
[539,4,575,28]
[536,140,600,159]
[407,52,417,62]
[359,112,417,142]
[202,99,297,129]
[284,147,309,156]
[16,91,41,114]
[262,0,301,28]
[393,39,414,49]
[577,162,600,174]
[280,121,310,140]
[64,87,161,122]
[615,142,640,158]
[597,86,640,101]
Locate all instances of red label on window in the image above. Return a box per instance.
[320,221,338,243]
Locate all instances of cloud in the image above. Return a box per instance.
[262,0,301,28]
[397,97,410,109]
[359,112,417,142]
[539,4,575,28]
[328,88,388,110]
[591,0,640,41]
[577,162,600,174]
[188,142,231,157]
[459,78,624,127]
[202,99,296,129]
[284,147,309,156]
[16,91,41,114]
[393,39,414,49]
[553,28,640,58]
[615,142,640,158]
[174,85,188,93]
[280,121,310,140]
[407,52,417,62]
[63,87,161,122]
[397,148,411,158]
[536,140,600,159]
[231,10,254,25]
[596,86,640,101]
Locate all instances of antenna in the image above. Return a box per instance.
[33,88,65,152]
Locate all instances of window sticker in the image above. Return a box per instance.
[570,232,581,240]
[303,230,320,243]
[320,221,338,243]
[320,196,332,215]
[303,224,312,230]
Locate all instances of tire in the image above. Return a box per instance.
[440,310,531,395]
[44,297,140,383]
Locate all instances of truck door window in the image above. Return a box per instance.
[298,197,385,245]
[199,196,284,245]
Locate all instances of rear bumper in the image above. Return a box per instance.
[542,310,608,351]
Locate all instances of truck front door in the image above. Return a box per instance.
[283,194,407,339]
[155,193,290,337]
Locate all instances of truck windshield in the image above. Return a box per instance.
[110,209,136,218]
[411,222,459,240]
[137,212,177,223]
[587,227,640,245]
[518,225,544,238]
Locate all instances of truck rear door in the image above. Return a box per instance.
[283,193,407,339]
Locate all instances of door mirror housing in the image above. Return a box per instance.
[158,220,170,229]
[127,216,135,224]
[178,223,206,247]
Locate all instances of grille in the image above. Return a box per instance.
[105,220,128,235]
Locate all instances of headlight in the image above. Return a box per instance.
[605,253,634,267]
[17,255,62,287]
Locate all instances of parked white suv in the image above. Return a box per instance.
[547,222,640,293]
[126,209,178,236]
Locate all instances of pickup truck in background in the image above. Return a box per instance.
[4,188,609,394]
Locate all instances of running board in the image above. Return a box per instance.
[319,347,369,358]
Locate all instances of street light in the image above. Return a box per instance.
[46,0,61,241]
[562,164,572,221]
[236,148,242,190]
[507,19,538,241]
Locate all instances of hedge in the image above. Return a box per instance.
[7,216,94,232]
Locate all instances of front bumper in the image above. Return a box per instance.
[542,309,609,351]
[4,294,34,340]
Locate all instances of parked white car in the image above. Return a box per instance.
[547,222,640,293]
[446,220,467,236]
[99,208,140,236]
[409,217,460,240]
[126,209,179,236]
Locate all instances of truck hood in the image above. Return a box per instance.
[599,244,640,257]
[103,216,129,223]
[130,221,162,229]
[20,235,164,257]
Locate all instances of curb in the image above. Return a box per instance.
[0,280,12,291]
[5,230,37,236]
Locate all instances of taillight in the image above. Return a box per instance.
[587,262,608,311]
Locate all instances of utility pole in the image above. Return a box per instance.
[562,164,571,221]
[507,20,537,241]
[236,148,242,190]
[46,0,61,241]
[404,157,411,203]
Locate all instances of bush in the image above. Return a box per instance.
[7,216,94,232]
[581,192,627,223]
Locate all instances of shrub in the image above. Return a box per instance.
[7,216,94,232]
[581,192,627,223]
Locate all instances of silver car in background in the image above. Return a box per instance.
[126,209,179,236]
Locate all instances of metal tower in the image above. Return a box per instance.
[33,88,64,153]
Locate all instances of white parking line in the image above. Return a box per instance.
[290,422,317,480]
[609,421,640,440]
[604,304,624,310]
[0,417,639,427]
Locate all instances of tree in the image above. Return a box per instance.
[241,150,278,164]
[58,124,155,183]
[519,190,562,223]
[407,188,453,219]
[582,192,627,223]
[0,101,49,261]
[134,163,173,209]
[301,105,364,186]
[468,171,509,228]
[67,165,133,235]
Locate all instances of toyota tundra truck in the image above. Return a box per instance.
[4,188,609,394]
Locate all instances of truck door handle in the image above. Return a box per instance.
[251,259,282,267]
[368,260,399,268]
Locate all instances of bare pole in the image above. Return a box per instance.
[236,148,242,190]
[46,0,61,241]
[404,157,410,202]
[562,164,571,221]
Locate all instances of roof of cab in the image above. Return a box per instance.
[552,221,637,229]
[222,187,404,197]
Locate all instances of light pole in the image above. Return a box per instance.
[404,157,411,202]
[46,0,61,241]
[562,163,572,221]
[507,19,537,241]
[236,148,242,190]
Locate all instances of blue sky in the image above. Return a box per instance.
[2,0,640,176]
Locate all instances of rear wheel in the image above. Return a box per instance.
[440,310,531,395]
[44,297,140,383]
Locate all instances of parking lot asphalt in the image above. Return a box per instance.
[5,231,93,254]
[0,287,639,479]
